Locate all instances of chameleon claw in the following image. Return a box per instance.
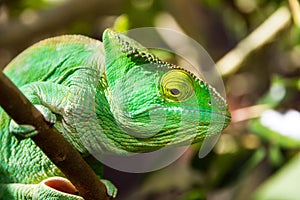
[35,105,57,125]
[9,104,56,139]
[101,179,118,198]
[9,120,38,138]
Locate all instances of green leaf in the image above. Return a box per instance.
[252,154,300,200]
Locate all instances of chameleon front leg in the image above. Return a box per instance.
[9,81,69,138]
[8,80,118,198]
[9,66,100,139]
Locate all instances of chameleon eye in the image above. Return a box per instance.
[160,70,194,102]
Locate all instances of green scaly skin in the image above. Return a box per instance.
[0,29,231,199]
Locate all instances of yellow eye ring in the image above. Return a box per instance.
[160,69,194,102]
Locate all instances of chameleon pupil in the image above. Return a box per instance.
[170,88,180,95]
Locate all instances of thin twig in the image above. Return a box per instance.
[231,104,270,123]
[289,0,300,27]
[0,71,111,199]
[216,6,292,76]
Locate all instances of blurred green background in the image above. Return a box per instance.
[1,0,300,199]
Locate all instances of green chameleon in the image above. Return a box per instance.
[0,29,230,199]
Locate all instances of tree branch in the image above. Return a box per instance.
[0,0,128,48]
[216,6,292,76]
[0,72,111,199]
[289,0,300,27]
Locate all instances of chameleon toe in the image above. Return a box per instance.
[9,119,38,138]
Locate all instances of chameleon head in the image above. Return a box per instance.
[100,29,231,153]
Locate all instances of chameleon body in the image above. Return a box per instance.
[0,29,230,199]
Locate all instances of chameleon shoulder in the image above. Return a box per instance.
[4,34,104,86]
[27,34,103,49]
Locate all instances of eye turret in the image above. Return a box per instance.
[160,70,194,102]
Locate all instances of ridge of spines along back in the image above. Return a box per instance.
[106,29,226,104]
[113,30,208,86]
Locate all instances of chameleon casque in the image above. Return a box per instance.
[0,29,231,199]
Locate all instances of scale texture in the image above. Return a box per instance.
[0,29,230,199]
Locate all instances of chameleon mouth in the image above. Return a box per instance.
[43,177,79,195]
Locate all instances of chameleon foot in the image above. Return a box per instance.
[101,179,118,198]
[9,104,56,138]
